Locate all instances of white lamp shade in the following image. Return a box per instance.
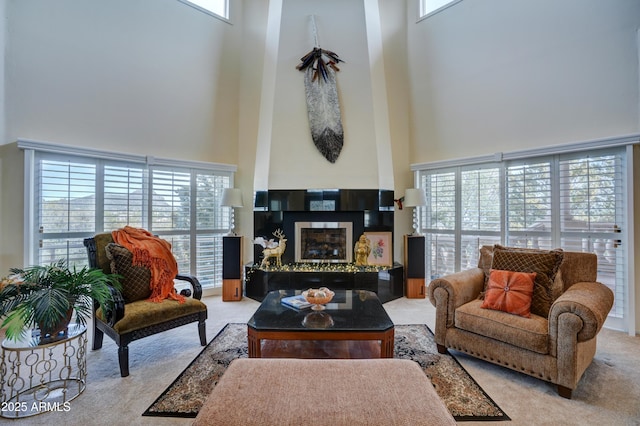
[221,188,244,208]
[403,188,427,207]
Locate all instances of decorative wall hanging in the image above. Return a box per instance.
[296,15,344,163]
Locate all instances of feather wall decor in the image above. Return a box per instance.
[296,16,344,163]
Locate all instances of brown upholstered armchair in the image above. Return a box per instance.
[428,245,614,398]
[84,232,207,377]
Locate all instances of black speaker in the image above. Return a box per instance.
[405,235,425,278]
[223,236,242,280]
[404,235,426,298]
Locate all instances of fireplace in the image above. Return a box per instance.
[294,222,353,263]
[253,189,394,266]
[247,189,403,303]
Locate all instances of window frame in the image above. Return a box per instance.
[418,0,464,20]
[19,139,237,290]
[177,0,230,22]
[412,135,638,334]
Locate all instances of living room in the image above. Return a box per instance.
[0,0,639,424]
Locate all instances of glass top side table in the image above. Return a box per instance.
[1,324,87,418]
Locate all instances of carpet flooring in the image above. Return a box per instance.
[143,323,509,421]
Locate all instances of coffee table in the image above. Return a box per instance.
[247,289,394,358]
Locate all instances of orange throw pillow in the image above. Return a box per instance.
[481,269,537,318]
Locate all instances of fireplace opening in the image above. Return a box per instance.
[295,222,353,263]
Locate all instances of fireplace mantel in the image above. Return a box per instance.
[244,263,404,303]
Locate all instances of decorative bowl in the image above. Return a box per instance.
[302,287,335,311]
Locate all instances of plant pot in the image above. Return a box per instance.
[38,308,73,342]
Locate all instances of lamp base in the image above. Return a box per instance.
[411,208,421,236]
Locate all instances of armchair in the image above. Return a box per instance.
[84,232,207,377]
[428,245,613,398]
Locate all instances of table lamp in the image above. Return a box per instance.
[221,188,243,235]
[404,188,427,235]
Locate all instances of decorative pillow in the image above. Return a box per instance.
[491,247,563,318]
[481,269,536,317]
[105,243,152,303]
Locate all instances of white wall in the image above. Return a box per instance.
[260,0,396,190]
[407,0,640,162]
[4,0,242,163]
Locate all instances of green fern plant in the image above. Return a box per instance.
[0,260,121,341]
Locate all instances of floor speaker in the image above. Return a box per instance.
[223,236,243,301]
[404,234,425,298]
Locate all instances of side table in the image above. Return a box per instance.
[1,324,87,418]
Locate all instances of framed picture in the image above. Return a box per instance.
[364,232,393,267]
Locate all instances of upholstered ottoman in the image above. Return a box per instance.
[193,358,455,426]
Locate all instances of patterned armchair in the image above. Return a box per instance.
[84,232,207,377]
[428,245,613,398]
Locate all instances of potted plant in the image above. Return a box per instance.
[0,259,121,342]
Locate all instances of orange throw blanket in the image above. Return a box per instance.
[112,226,185,303]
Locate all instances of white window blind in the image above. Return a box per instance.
[423,171,456,230]
[151,169,192,231]
[104,165,146,230]
[416,145,632,331]
[461,168,501,232]
[37,159,97,266]
[460,167,502,269]
[506,161,552,248]
[558,152,625,323]
[23,141,236,290]
[422,171,456,277]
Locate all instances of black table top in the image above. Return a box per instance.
[247,289,394,332]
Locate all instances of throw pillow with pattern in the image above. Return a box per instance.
[490,247,563,317]
[105,243,152,303]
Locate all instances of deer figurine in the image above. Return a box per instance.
[257,229,287,268]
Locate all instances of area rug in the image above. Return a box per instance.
[143,323,509,421]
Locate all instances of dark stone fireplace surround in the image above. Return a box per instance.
[246,189,404,303]
[252,189,395,263]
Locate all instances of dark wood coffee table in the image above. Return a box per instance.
[247,289,394,358]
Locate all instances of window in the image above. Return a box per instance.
[419,0,463,19]
[21,141,236,290]
[415,139,636,332]
[178,0,229,20]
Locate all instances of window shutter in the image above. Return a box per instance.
[421,171,456,278]
[193,173,230,287]
[36,158,96,265]
[29,145,235,290]
[460,167,502,268]
[151,169,191,231]
[505,161,552,248]
[104,165,146,230]
[559,152,625,322]
[423,171,456,230]
[461,168,501,232]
